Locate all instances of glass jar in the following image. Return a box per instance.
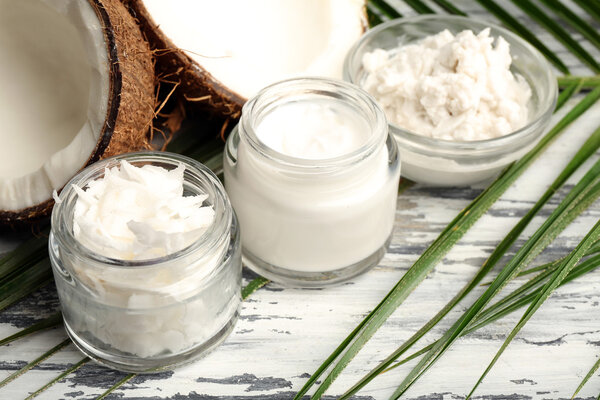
[49,151,241,373]
[224,78,401,287]
[344,15,557,186]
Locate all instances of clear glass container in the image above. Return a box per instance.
[344,15,557,186]
[49,151,241,373]
[224,78,401,287]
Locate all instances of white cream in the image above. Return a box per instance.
[72,160,214,260]
[225,86,400,279]
[61,161,238,359]
[361,28,531,141]
[256,101,370,159]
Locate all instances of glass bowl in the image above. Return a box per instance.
[344,15,557,186]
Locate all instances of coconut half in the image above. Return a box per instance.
[124,0,367,117]
[0,0,154,227]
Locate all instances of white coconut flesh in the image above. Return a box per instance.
[0,0,109,211]
[142,0,366,99]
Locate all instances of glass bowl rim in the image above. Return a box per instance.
[343,14,558,154]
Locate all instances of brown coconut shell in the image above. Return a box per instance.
[0,0,155,229]
[122,0,246,120]
[122,0,368,123]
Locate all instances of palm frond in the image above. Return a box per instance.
[483,241,600,285]
[390,149,600,398]
[558,75,600,89]
[370,0,402,20]
[0,259,53,312]
[241,277,270,299]
[340,250,600,398]
[95,374,135,400]
[471,252,600,333]
[367,4,385,26]
[555,80,584,111]
[24,358,89,400]
[18,276,270,399]
[572,356,600,399]
[467,218,600,398]
[430,0,466,16]
[337,120,600,398]
[509,0,600,73]
[0,232,48,286]
[388,253,600,374]
[295,86,600,400]
[402,0,434,14]
[0,312,61,346]
[0,338,71,388]
[572,0,600,23]
[539,0,600,50]
[475,0,569,74]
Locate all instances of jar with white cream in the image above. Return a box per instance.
[49,152,241,372]
[224,78,400,286]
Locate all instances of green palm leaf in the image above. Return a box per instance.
[14,276,270,399]
[572,0,600,22]
[367,4,385,26]
[508,0,600,73]
[467,218,600,398]
[341,250,600,398]
[572,356,600,399]
[430,0,466,16]
[95,374,135,400]
[559,75,600,89]
[0,338,71,388]
[402,0,434,14]
[0,231,48,284]
[555,80,584,111]
[23,358,89,400]
[370,0,402,20]
[337,120,600,399]
[385,251,600,373]
[475,0,569,74]
[297,86,600,399]
[539,0,600,50]
[0,259,52,312]
[0,312,61,346]
[390,148,600,398]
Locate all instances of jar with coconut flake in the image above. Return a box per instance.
[224,78,401,287]
[49,152,241,372]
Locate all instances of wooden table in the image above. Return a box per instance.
[1,2,599,399]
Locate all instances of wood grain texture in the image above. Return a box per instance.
[1,1,600,399]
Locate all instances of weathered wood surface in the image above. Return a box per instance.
[1,1,600,399]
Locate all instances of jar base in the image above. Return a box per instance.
[63,308,239,373]
[242,234,392,288]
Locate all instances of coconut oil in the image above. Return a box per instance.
[360,28,532,141]
[224,78,400,286]
[49,152,241,372]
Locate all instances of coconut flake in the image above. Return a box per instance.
[73,160,215,260]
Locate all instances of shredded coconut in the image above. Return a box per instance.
[64,160,237,359]
[361,28,531,141]
[73,160,214,260]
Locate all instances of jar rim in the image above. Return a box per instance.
[343,14,558,156]
[239,77,389,171]
[51,151,232,268]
